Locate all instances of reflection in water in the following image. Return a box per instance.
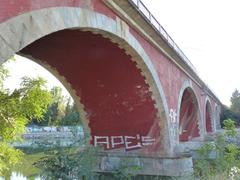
[1,164,41,179]
[4,172,40,180]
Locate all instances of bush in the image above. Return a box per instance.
[194,119,240,179]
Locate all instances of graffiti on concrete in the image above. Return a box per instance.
[93,134,155,151]
[169,108,178,143]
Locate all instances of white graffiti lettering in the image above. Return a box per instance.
[141,136,155,146]
[111,136,124,148]
[94,136,110,149]
[169,108,177,124]
[124,135,141,150]
[169,108,178,145]
[93,134,155,151]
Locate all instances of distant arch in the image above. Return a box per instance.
[205,98,213,133]
[177,80,201,142]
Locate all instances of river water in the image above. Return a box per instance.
[1,126,85,180]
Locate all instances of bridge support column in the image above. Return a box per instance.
[96,152,193,177]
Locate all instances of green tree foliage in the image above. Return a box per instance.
[194,119,240,179]
[31,86,67,126]
[230,89,240,114]
[0,64,9,90]
[44,86,66,126]
[37,147,98,180]
[221,105,240,127]
[220,89,240,126]
[35,133,98,180]
[0,63,52,175]
[31,88,82,126]
[61,99,81,126]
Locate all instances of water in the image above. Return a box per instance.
[1,126,85,180]
[0,172,41,180]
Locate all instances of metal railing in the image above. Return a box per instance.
[129,0,197,73]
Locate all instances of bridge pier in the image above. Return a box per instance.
[96,152,193,177]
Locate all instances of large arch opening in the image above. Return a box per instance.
[179,87,200,142]
[19,29,162,154]
[0,6,180,178]
[205,101,213,133]
[0,7,172,155]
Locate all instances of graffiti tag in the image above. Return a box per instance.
[169,108,178,143]
[93,134,155,151]
[169,108,177,124]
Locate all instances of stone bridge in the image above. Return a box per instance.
[0,0,221,177]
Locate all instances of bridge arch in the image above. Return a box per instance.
[204,98,213,134]
[0,7,171,155]
[177,80,201,142]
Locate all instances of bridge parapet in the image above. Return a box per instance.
[129,0,197,73]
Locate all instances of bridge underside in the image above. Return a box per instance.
[206,102,213,133]
[179,88,200,142]
[19,29,193,176]
[21,29,161,155]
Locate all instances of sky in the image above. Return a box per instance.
[3,0,240,106]
[141,0,240,106]
[4,56,71,97]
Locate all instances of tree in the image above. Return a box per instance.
[230,89,240,114]
[221,89,240,126]
[61,98,81,126]
[220,105,240,127]
[194,119,240,179]
[0,62,52,175]
[32,88,82,126]
[35,145,98,180]
[42,86,66,126]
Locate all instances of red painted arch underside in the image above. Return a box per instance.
[206,103,213,133]
[20,30,160,153]
[179,89,200,142]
